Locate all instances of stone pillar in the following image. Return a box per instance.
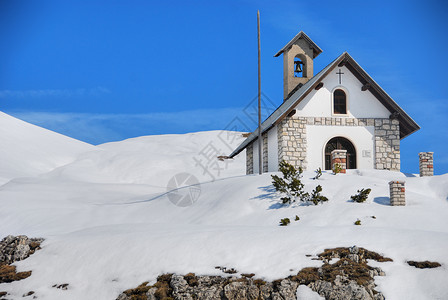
[277,116,307,170]
[246,143,253,175]
[331,149,347,174]
[419,152,434,177]
[374,119,400,171]
[389,181,405,206]
[262,133,268,172]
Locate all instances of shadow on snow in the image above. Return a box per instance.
[253,184,314,210]
[373,197,390,206]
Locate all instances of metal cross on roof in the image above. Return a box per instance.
[336,69,344,84]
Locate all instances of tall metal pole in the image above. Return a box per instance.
[257,10,262,175]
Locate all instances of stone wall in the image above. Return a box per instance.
[262,133,268,172]
[389,181,405,206]
[419,152,434,177]
[306,117,400,171]
[276,116,400,171]
[374,119,400,171]
[277,116,308,170]
[283,39,314,99]
[249,116,400,173]
[246,143,253,175]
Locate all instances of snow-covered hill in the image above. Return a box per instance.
[0,112,96,185]
[0,113,447,300]
[44,130,246,185]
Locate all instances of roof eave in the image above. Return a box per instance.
[274,31,323,58]
[343,53,420,138]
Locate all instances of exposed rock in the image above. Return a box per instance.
[290,247,392,300]
[116,247,391,300]
[22,291,35,297]
[310,279,371,300]
[224,280,259,300]
[0,235,44,265]
[407,260,441,269]
[350,245,359,254]
[52,283,69,290]
[0,235,44,286]
[215,266,238,274]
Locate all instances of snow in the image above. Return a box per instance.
[296,285,325,300]
[0,112,95,185]
[0,112,447,300]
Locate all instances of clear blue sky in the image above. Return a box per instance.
[1,0,447,174]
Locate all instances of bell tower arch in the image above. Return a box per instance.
[274,31,322,100]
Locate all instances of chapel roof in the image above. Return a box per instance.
[228,52,420,158]
[274,31,323,59]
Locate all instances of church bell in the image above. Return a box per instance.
[294,60,303,74]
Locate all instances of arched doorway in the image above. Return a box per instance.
[324,137,357,170]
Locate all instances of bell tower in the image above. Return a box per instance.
[274,31,322,100]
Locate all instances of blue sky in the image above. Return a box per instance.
[1,0,447,174]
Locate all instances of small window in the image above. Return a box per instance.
[333,89,347,114]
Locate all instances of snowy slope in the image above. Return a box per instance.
[45,130,246,185]
[0,129,447,300]
[0,112,96,185]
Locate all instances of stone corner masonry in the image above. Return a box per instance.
[389,181,405,206]
[245,116,401,174]
[419,152,434,177]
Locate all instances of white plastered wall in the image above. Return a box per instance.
[289,65,392,170]
[293,66,391,119]
[267,125,278,172]
[306,125,375,171]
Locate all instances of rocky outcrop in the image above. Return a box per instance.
[0,235,44,265]
[116,246,391,300]
[0,235,44,298]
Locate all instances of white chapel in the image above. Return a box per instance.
[229,31,420,174]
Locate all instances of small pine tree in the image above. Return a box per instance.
[279,218,291,226]
[271,161,307,204]
[333,163,342,174]
[294,215,300,221]
[308,185,329,205]
[313,168,322,180]
[271,161,329,205]
[351,188,372,203]
[354,219,361,225]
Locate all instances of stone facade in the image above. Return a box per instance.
[389,181,406,206]
[262,133,268,172]
[277,116,308,170]
[374,119,400,171]
[246,143,253,175]
[277,116,399,172]
[282,39,314,99]
[419,152,434,177]
[331,150,347,173]
[305,117,400,171]
[245,116,401,174]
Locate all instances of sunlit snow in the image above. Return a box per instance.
[0,112,447,300]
